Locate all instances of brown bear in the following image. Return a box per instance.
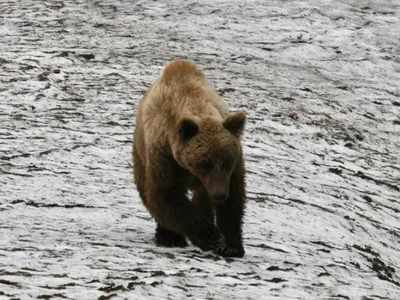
[133,60,246,257]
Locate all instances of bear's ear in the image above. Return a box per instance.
[223,111,246,137]
[179,118,199,142]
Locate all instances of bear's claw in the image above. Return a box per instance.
[155,226,188,248]
[189,226,225,251]
[189,234,218,251]
[213,242,245,258]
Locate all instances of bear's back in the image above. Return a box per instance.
[136,60,230,150]
[161,60,205,85]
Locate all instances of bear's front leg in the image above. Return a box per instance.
[144,151,225,252]
[147,187,223,251]
[215,157,246,257]
[192,187,214,222]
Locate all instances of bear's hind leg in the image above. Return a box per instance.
[133,144,147,205]
[155,223,188,248]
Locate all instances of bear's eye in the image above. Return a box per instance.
[199,161,213,172]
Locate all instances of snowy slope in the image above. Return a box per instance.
[0,0,399,299]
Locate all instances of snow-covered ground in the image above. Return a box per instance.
[1,0,399,299]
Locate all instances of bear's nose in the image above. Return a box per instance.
[212,192,229,203]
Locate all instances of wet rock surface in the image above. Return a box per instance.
[1,0,399,299]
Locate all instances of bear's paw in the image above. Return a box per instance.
[214,243,245,258]
[155,226,188,248]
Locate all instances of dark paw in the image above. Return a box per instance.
[155,227,188,248]
[190,236,213,251]
[213,243,245,258]
[189,229,225,251]
[189,232,216,251]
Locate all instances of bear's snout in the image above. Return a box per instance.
[206,174,230,204]
[212,190,229,203]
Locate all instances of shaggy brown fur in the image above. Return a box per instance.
[133,60,246,257]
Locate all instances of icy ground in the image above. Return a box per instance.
[1,0,400,299]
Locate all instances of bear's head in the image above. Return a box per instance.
[173,112,246,203]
